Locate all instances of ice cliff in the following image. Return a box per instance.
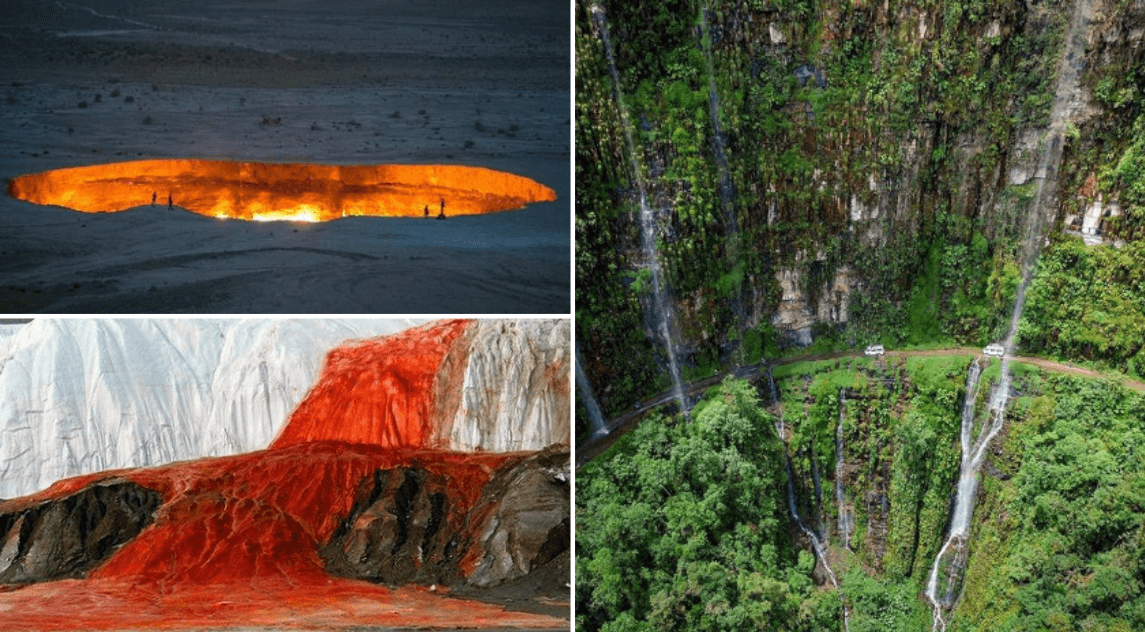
[272,319,571,452]
[0,319,421,498]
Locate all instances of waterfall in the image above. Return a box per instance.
[836,389,852,550]
[926,1,1090,625]
[592,5,688,417]
[576,347,608,437]
[698,7,737,234]
[810,439,823,534]
[698,5,753,364]
[925,360,983,625]
[768,367,850,631]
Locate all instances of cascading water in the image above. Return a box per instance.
[810,440,824,534]
[836,389,852,551]
[698,5,753,364]
[698,7,737,234]
[576,347,608,437]
[925,360,983,627]
[767,368,850,631]
[592,5,688,417]
[926,1,1090,627]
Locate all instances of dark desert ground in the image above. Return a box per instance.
[0,0,568,313]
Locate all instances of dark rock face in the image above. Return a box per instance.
[322,446,570,591]
[467,446,570,588]
[0,480,162,585]
[320,467,462,586]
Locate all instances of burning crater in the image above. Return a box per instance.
[7,159,557,222]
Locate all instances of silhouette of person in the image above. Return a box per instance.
[440,197,445,216]
[167,193,173,210]
[151,192,157,206]
[424,205,429,218]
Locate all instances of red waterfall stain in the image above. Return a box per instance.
[0,319,567,630]
[271,319,472,450]
[94,442,514,585]
[0,444,547,630]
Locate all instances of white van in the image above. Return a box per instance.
[864,344,885,357]
[983,343,1005,357]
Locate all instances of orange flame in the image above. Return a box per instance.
[7,160,557,221]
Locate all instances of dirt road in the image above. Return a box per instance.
[577,348,1144,467]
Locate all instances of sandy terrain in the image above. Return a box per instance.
[0,0,569,313]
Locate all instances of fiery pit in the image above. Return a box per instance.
[7,160,557,222]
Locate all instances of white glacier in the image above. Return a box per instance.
[0,318,422,498]
[444,319,570,452]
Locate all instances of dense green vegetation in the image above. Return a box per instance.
[576,378,839,631]
[1018,236,1145,377]
[577,363,1145,631]
[953,374,1145,631]
[572,0,1123,419]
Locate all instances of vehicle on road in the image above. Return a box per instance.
[864,344,885,357]
[984,343,1005,357]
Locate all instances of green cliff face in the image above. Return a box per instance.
[575,0,1145,427]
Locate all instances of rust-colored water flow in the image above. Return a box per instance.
[7,160,556,221]
[0,317,563,630]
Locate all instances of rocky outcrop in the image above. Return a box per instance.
[321,446,570,590]
[320,467,463,586]
[0,480,161,585]
[465,446,570,588]
[772,264,853,347]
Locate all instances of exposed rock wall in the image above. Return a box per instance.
[0,445,568,593]
[577,0,1145,391]
[321,446,569,590]
[0,480,161,585]
[464,446,570,588]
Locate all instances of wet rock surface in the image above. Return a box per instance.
[0,479,161,585]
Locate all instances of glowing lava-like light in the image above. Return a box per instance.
[7,159,557,221]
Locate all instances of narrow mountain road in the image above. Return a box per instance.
[576,348,1144,467]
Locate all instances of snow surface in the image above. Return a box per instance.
[0,319,423,498]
